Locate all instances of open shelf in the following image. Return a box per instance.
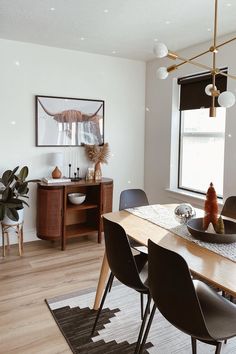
[66,202,98,211]
[65,223,97,238]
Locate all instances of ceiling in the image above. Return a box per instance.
[0,0,236,61]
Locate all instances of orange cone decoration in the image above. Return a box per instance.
[203,182,218,230]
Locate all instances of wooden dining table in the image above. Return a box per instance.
[93,205,236,310]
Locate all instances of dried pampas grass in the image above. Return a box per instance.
[84,143,110,164]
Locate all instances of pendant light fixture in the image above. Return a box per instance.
[154,0,236,117]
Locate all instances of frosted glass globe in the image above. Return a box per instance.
[205,84,217,96]
[156,67,169,80]
[153,42,168,58]
[218,91,235,108]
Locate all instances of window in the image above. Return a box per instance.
[178,70,227,197]
[179,108,226,197]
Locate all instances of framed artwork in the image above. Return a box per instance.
[35,95,104,146]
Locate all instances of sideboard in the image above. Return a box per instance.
[36,178,113,250]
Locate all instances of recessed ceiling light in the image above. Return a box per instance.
[112,50,116,54]
[104,9,109,13]
[50,7,55,11]
[207,28,211,32]
[15,61,20,66]
[227,3,232,7]
[80,37,85,41]
[11,121,16,125]
[228,133,232,138]
[154,38,159,42]
[165,20,170,25]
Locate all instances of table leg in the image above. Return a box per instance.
[93,252,110,310]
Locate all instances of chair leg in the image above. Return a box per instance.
[215,342,222,354]
[191,337,197,354]
[140,293,144,320]
[135,302,156,354]
[108,273,114,292]
[91,272,114,336]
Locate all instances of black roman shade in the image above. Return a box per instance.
[178,68,227,111]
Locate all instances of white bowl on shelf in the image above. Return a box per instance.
[68,193,86,205]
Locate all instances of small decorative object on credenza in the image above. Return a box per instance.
[49,152,63,179]
[187,182,236,243]
[42,177,71,184]
[84,143,110,181]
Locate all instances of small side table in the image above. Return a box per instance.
[1,222,24,257]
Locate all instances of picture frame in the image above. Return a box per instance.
[35,95,104,146]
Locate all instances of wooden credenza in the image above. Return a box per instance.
[36,178,113,250]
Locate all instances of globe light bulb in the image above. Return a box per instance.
[218,91,236,108]
[156,67,169,80]
[153,42,168,58]
[205,84,217,96]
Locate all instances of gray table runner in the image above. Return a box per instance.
[126,204,236,263]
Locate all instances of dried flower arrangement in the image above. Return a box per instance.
[84,143,109,164]
[84,143,110,180]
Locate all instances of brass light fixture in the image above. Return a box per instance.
[154,0,236,117]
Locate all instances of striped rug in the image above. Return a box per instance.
[46,284,236,353]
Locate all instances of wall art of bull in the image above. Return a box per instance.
[36,95,104,146]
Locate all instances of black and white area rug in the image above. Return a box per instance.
[46,284,236,353]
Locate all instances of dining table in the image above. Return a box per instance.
[93,204,236,310]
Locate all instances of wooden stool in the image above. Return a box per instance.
[1,222,24,257]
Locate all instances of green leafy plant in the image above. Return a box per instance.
[0,166,38,222]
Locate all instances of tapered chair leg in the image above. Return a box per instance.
[191,337,197,354]
[140,293,144,319]
[135,302,156,354]
[215,342,222,354]
[91,272,114,336]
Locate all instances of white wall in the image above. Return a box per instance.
[145,34,236,207]
[0,39,146,244]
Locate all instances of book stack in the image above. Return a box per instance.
[42,177,71,184]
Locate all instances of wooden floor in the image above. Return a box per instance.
[0,236,105,354]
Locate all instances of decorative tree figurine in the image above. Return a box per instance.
[214,215,225,234]
[203,182,218,230]
[84,143,110,180]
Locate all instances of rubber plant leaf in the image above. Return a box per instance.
[6,207,19,221]
[1,169,16,187]
[17,166,28,181]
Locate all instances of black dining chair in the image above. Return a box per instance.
[119,188,149,317]
[119,188,149,254]
[91,218,150,352]
[221,196,236,301]
[137,239,236,354]
[221,196,236,219]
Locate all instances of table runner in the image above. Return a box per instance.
[126,204,236,262]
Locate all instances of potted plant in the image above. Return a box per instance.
[0,166,38,223]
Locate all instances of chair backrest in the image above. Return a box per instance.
[103,217,148,293]
[119,189,149,210]
[148,239,212,340]
[221,196,236,219]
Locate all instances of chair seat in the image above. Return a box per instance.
[194,280,236,340]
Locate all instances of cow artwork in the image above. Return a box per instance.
[36,96,104,146]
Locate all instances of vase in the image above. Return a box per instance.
[94,162,102,181]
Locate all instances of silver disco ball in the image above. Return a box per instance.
[174,203,196,224]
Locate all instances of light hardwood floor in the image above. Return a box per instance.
[0,236,105,354]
